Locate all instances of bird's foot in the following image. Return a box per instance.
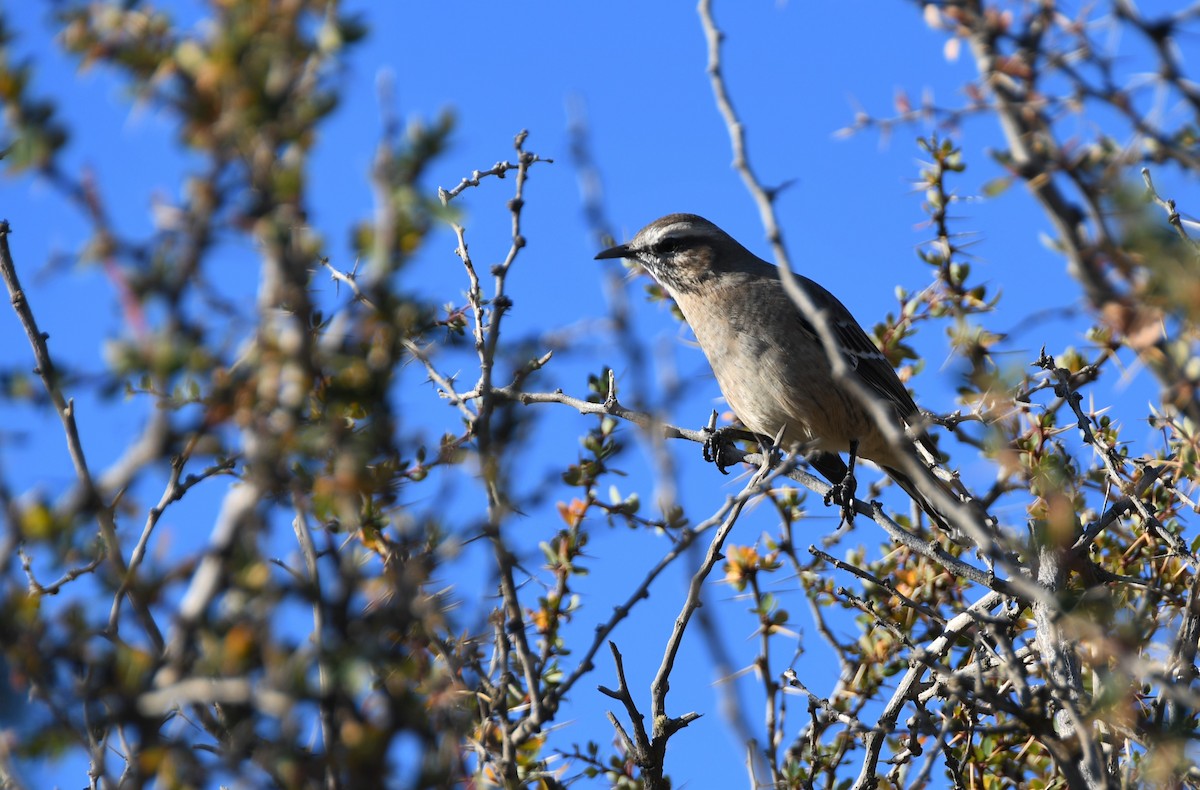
[823,470,858,524]
[702,425,738,475]
[823,439,860,525]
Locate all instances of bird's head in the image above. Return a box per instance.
[594,214,753,294]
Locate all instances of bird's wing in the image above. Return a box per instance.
[794,275,926,425]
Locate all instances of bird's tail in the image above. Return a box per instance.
[883,462,990,546]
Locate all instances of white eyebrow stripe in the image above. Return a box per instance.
[641,221,720,249]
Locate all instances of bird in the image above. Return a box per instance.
[594,212,971,533]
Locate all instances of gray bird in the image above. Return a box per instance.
[595,212,961,530]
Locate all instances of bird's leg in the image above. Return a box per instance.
[823,439,859,524]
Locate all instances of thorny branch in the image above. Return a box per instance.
[0,221,163,650]
[428,133,559,776]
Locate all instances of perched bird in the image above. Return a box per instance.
[595,213,966,532]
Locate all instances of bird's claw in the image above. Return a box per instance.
[702,426,737,475]
[823,470,858,524]
[823,439,860,524]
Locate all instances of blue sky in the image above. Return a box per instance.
[2,1,1190,786]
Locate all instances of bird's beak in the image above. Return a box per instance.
[594,243,631,261]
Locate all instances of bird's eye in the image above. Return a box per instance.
[654,238,683,255]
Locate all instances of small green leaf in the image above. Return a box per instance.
[981,176,1013,197]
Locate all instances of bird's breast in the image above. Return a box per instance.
[681,295,878,459]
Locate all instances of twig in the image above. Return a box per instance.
[437,152,552,206]
[1036,350,1193,566]
[291,492,339,790]
[1142,167,1199,252]
[810,546,946,625]
[109,449,236,634]
[0,220,162,649]
[781,668,875,735]
[19,544,105,596]
[852,590,1005,790]
[651,453,782,748]
[597,642,654,780]
[157,482,262,680]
